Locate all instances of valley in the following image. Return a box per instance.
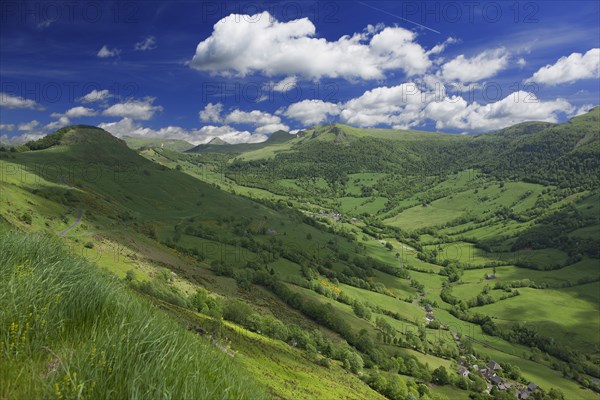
[1,109,599,400]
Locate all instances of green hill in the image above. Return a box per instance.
[0,231,267,400]
[1,125,433,399]
[1,114,599,400]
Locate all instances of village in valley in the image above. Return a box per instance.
[456,359,539,399]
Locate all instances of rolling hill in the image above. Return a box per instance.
[1,111,599,400]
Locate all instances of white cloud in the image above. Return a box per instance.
[279,82,574,133]
[97,45,121,58]
[224,109,289,134]
[1,133,45,144]
[79,89,111,103]
[0,123,15,131]
[424,91,572,131]
[339,84,427,128]
[517,58,526,66]
[134,36,157,51]
[0,93,44,110]
[103,97,163,120]
[199,102,223,123]
[98,118,267,145]
[197,125,268,143]
[528,48,600,86]
[45,116,70,130]
[45,106,97,131]
[572,104,596,117]
[441,48,509,82]
[428,37,458,55]
[64,106,97,118]
[190,11,433,80]
[283,99,341,125]
[18,120,40,131]
[273,76,298,92]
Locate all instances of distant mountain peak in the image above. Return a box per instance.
[207,137,229,145]
[267,130,296,143]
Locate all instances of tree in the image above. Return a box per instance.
[432,366,450,385]
[367,371,388,392]
[352,301,371,320]
[469,374,487,393]
[222,300,253,324]
[342,350,363,373]
[547,388,565,400]
[385,375,408,400]
[375,316,395,336]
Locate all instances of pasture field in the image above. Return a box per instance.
[2,116,599,400]
[477,285,600,352]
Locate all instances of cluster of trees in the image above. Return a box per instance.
[21,126,69,150]
[464,287,520,308]
[512,204,599,258]
[363,370,448,400]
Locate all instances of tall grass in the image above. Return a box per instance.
[0,231,268,400]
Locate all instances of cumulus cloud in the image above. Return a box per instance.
[98,118,267,145]
[134,36,157,51]
[224,109,289,134]
[45,116,70,130]
[339,84,427,128]
[197,125,269,143]
[190,11,433,80]
[103,97,163,120]
[441,48,509,82]
[97,45,121,58]
[79,89,111,103]
[18,120,40,131]
[64,106,97,118]
[0,123,15,131]
[279,83,573,133]
[199,102,223,123]
[0,93,44,110]
[282,99,341,125]
[424,91,572,131]
[46,106,97,130]
[1,132,45,144]
[528,48,600,86]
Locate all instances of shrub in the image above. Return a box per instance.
[19,213,32,225]
[223,299,253,325]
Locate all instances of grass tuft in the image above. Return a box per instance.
[0,231,267,400]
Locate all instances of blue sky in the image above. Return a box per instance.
[1,0,598,144]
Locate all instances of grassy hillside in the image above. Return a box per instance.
[1,115,599,400]
[2,126,439,399]
[145,109,600,399]
[0,231,267,399]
